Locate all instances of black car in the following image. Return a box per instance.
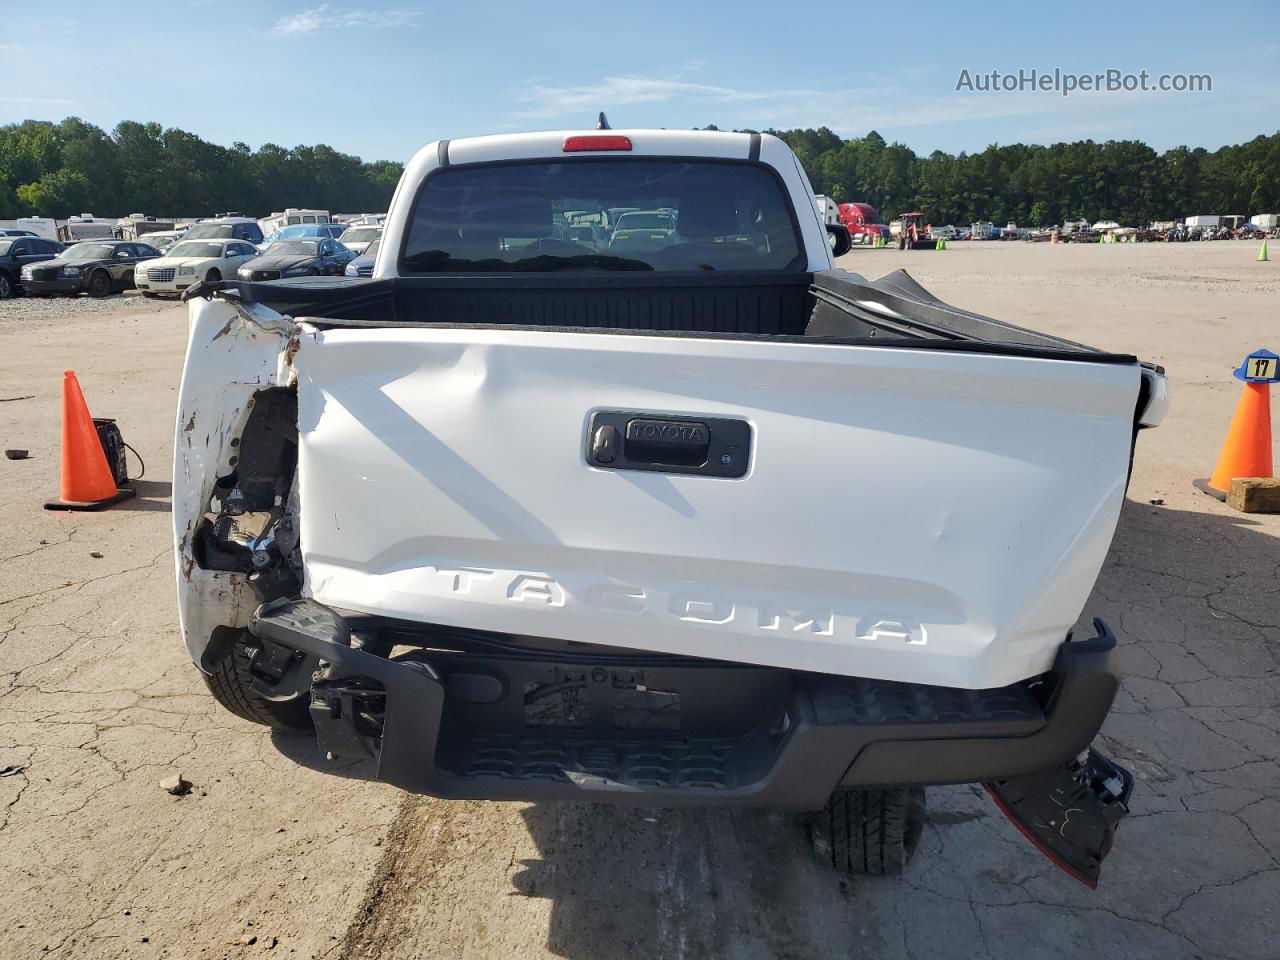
[182,219,266,245]
[20,240,161,297]
[0,236,65,298]
[237,238,355,281]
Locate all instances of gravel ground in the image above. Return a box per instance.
[2,241,1277,959]
[0,291,178,331]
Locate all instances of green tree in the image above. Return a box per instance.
[1,116,1278,227]
[17,168,92,216]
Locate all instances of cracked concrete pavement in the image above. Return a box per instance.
[1,242,1277,959]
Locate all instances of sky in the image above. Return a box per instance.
[4,0,1278,164]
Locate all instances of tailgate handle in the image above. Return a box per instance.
[586,411,751,478]
[624,419,710,466]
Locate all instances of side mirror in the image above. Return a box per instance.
[826,223,852,258]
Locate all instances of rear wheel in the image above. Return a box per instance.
[809,787,926,876]
[0,272,12,299]
[201,636,313,731]
[87,270,111,297]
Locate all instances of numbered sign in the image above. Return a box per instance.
[1233,349,1280,383]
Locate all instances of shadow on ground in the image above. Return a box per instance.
[117,478,172,512]
[271,726,379,782]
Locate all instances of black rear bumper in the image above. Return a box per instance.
[247,599,1121,810]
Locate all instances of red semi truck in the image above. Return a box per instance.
[838,202,886,244]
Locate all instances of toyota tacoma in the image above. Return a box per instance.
[174,125,1167,886]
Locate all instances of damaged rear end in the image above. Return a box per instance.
[174,278,1154,885]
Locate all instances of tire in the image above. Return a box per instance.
[0,272,12,299]
[810,786,926,876]
[87,271,111,297]
[201,637,313,731]
[205,269,222,283]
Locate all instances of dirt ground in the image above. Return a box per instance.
[1,241,1277,959]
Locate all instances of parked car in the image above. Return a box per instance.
[605,209,677,254]
[237,238,355,281]
[260,223,347,247]
[19,240,160,297]
[176,126,1168,888]
[181,217,265,246]
[0,235,65,298]
[0,228,38,237]
[344,237,380,277]
[336,224,382,256]
[137,230,184,253]
[134,238,259,296]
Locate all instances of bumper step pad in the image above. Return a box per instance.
[439,733,735,790]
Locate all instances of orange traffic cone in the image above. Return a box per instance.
[1194,352,1278,501]
[44,371,136,511]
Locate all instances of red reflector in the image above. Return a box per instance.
[563,135,633,152]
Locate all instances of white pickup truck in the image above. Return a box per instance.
[174,126,1167,885]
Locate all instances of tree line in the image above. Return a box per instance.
[0,118,402,219]
[761,127,1280,226]
[2,116,1278,228]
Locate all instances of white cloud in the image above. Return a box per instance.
[508,70,1242,147]
[274,4,421,34]
[511,74,829,121]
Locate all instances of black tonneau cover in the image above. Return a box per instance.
[189,270,1136,364]
[809,269,1101,353]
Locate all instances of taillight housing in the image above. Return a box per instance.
[563,135,633,152]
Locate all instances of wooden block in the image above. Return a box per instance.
[1227,477,1280,513]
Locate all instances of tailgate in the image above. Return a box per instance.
[293,326,1140,689]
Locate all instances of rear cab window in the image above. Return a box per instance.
[401,159,805,274]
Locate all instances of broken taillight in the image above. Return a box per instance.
[563,135,632,152]
[984,748,1134,888]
